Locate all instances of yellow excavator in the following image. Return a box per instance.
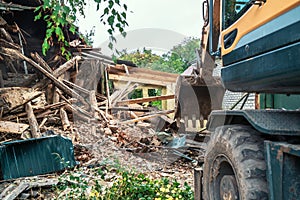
[174,0,300,199]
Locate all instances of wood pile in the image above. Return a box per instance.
[0,2,206,199]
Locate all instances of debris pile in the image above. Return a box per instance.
[0,1,207,199]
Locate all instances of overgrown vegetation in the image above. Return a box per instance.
[119,37,200,74]
[34,0,128,58]
[53,161,194,200]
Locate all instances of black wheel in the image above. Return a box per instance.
[203,125,268,200]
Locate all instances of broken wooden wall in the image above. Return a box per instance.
[108,64,178,111]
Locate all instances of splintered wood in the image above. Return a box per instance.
[0,47,176,143]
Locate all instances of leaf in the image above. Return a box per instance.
[61,46,66,55]
[42,40,50,55]
[115,0,120,5]
[121,12,126,19]
[55,27,64,41]
[46,22,53,28]
[107,29,113,34]
[108,0,114,9]
[123,4,127,11]
[34,6,42,12]
[108,42,113,50]
[34,13,42,21]
[110,35,116,43]
[46,28,54,38]
[104,7,109,14]
[69,25,76,34]
[121,32,127,37]
[108,15,115,26]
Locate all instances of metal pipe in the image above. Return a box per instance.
[209,0,214,56]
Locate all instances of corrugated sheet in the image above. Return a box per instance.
[0,134,76,180]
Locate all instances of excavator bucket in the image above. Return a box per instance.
[174,65,225,133]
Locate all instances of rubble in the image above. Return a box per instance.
[0,1,207,198]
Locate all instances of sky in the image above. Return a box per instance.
[77,0,203,55]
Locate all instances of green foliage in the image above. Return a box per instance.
[35,0,128,59]
[54,164,194,200]
[103,171,194,200]
[118,37,200,74]
[119,48,161,68]
[83,26,96,46]
[171,37,200,67]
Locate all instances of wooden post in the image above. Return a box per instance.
[60,107,71,131]
[105,66,111,116]
[25,102,41,138]
[89,90,99,118]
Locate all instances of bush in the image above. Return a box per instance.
[102,171,193,200]
[54,165,194,200]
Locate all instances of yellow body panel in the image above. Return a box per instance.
[221,0,300,56]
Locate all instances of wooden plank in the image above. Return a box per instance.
[117,94,175,105]
[109,74,176,86]
[26,102,41,138]
[3,182,29,200]
[32,55,81,90]
[120,109,174,124]
[30,52,53,73]
[99,106,151,112]
[0,121,29,134]
[111,64,179,78]
[2,48,86,105]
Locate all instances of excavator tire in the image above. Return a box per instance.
[202,125,268,200]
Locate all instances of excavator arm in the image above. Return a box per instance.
[174,0,224,132]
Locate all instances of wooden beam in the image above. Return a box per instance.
[109,71,178,83]
[0,121,29,134]
[120,109,174,124]
[60,107,71,131]
[2,48,85,104]
[109,74,174,86]
[33,55,81,90]
[31,52,53,73]
[99,106,151,112]
[117,94,175,105]
[25,102,41,138]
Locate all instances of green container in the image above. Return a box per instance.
[260,94,300,110]
[0,134,76,180]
